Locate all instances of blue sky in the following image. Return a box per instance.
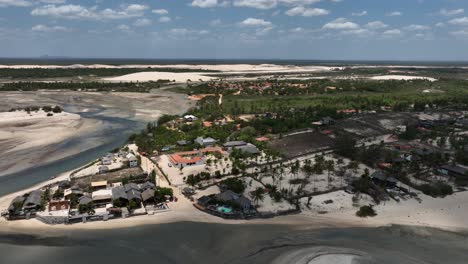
[1,0,468,60]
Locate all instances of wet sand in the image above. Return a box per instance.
[0,222,466,264]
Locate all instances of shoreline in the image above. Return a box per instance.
[1,171,467,235]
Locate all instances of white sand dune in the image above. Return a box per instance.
[369,75,437,81]
[103,71,215,83]
[0,64,337,72]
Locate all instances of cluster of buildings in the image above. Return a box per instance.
[5,178,165,224]
[98,151,138,174]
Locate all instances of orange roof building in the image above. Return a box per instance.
[169,147,226,168]
[203,121,213,128]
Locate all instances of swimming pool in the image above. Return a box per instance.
[217,206,232,214]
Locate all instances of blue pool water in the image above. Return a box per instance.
[217,206,232,213]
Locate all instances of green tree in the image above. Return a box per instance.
[250,187,265,206]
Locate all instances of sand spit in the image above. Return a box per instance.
[0,110,97,177]
[271,247,372,264]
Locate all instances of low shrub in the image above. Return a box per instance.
[356,205,377,217]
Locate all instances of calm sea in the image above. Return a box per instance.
[1,58,468,67]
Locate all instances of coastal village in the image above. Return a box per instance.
[3,78,468,227]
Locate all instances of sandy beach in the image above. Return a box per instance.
[2,165,468,235]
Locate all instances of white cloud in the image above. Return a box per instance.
[31,4,148,20]
[168,28,210,38]
[240,17,272,27]
[232,0,323,10]
[450,29,468,38]
[449,17,468,26]
[39,0,66,3]
[285,6,329,17]
[210,19,222,26]
[32,24,69,32]
[191,0,218,8]
[159,16,171,23]
[117,24,131,32]
[0,0,32,7]
[290,27,304,33]
[233,0,277,10]
[386,11,402,17]
[365,21,388,30]
[134,18,151,27]
[279,0,321,5]
[439,8,464,16]
[152,9,168,15]
[403,24,430,31]
[352,10,367,17]
[323,18,359,30]
[435,22,445,27]
[340,28,371,37]
[382,29,402,37]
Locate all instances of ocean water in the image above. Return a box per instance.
[0,223,466,264]
[1,58,468,66]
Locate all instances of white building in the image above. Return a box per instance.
[184,115,197,122]
[126,153,138,167]
[195,137,217,146]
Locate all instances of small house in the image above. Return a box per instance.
[23,190,43,211]
[184,115,197,122]
[223,141,247,148]
[126,153,138,168]
[8,196,25,215]
[124,183,141,193]
[197,195,212,206]
[195,137,218,147]
[140,181,156,191]
[126,189,142,203]
[92,189,112,204]
[177,140,190,146]
[370,171,398,188]
[79,195,93,206]
[141,189,155,205]
[439,165,468,178]
[98,166,109,174]
[101,156,112,165]
[235,143,260,155]
[91,181,108,190]
[112,186,129,206]
[64,187,83,198]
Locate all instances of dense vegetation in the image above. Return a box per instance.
[0,81,170,92]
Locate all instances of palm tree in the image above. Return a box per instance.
[325,160,335,188]
[251,187,265,206]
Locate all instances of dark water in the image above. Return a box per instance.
[1,58,468,66]
[0,223,466,264]
[0,106,144,197]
